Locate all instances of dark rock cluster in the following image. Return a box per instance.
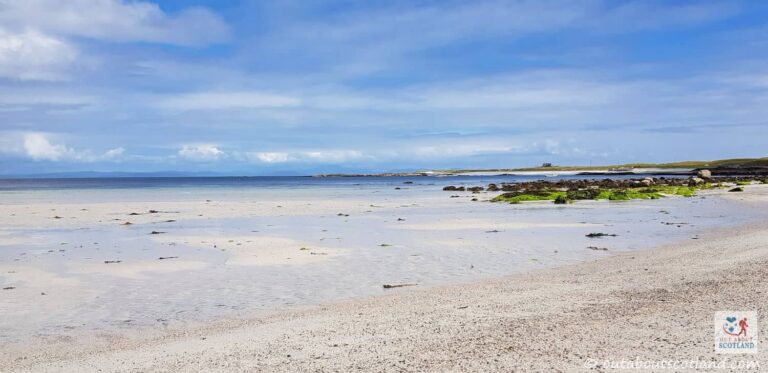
[442,176,758,195]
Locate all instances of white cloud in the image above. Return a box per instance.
[178,144,224,161]
[23,132,75,161]
[250,152,291,163]
[303,150,363,162]
[247,150,363,164]
[102,147,125,159]
[159,92,301,111]
[299,70,623,115]
[239,141,595,165]
[22,132,123,161]
[0,0,229,46]
[0,92,94,106]
[257,1,737,82]
[0,28,78,80]
[410,144,521,158]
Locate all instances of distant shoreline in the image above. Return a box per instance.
[315,167,768,178]
[316,157,768,177]
[315,169,693,177]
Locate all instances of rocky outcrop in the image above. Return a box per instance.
[641,177,655,186]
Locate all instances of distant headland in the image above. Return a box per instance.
[315,157,768,177]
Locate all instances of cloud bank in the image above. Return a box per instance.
[0,0,766,175]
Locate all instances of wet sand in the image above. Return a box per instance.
[1,185,767,371]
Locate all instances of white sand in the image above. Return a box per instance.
[2,188,767,372]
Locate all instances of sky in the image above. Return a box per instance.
[1,0,767,175]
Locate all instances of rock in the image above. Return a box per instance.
[688,177,704,186]
[466,186,484,193]
[487,184,500,191]
[553,195,569,204]
[586,233,617,238]
[641,177,654,186]
[382,283,417,289]
[442,186,466,191]
[697,169,712,179]
[728,187,744,192]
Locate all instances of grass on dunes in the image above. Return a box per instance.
[442,157,768,173]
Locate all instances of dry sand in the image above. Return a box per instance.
[3,197,767,371]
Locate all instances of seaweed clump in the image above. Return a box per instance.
[553,195,570,204]
[451,176,760,205]
[486,178,715,205]
[491,190,564,204]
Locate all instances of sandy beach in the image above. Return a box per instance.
[0,184,765,371]
[4,0,768,370]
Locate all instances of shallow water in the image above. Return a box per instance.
[0,179,765,342]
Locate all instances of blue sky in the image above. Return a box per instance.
[1,0,767,175]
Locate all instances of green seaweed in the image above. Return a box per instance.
[491,191,565,204]
[491,184,711,205]
[565,189,601,200]
[653,185,702,197]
